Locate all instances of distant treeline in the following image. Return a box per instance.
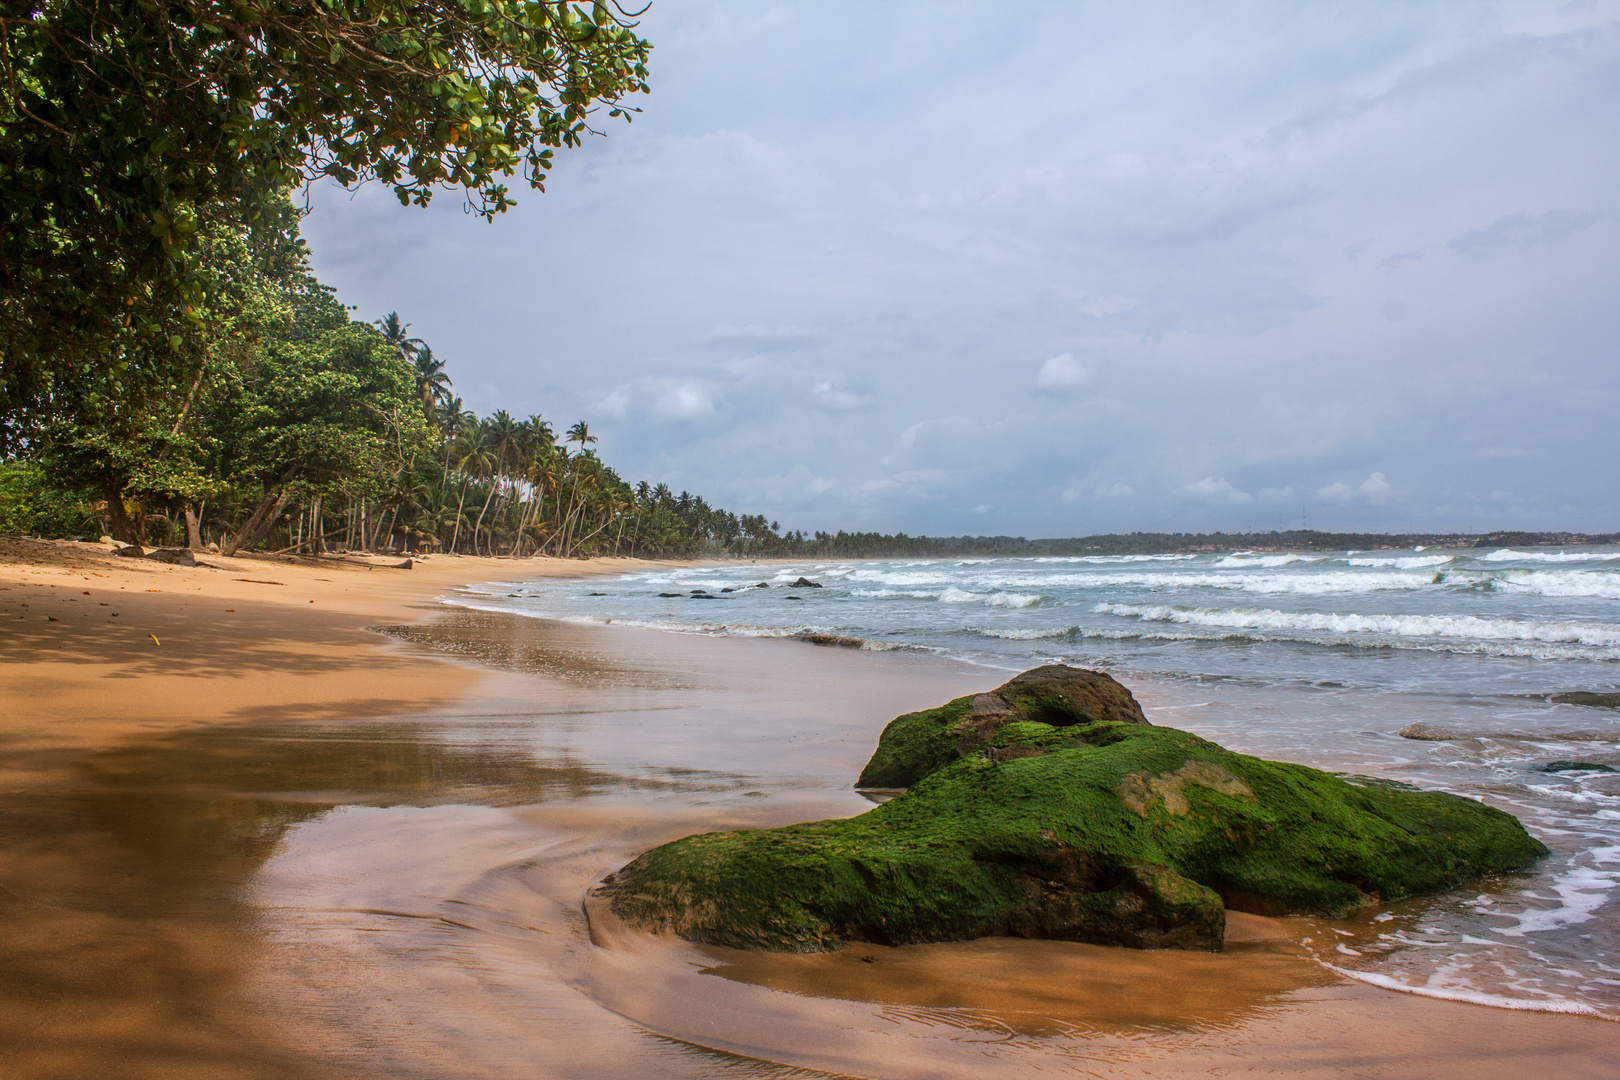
[754,529,1620,560]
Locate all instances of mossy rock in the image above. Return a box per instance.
[856,664,1151,789]
[598,667,1548,953]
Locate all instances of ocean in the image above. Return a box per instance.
[446,546,1620,1019]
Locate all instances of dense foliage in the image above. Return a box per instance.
[0,0,649,451]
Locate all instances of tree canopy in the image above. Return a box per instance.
[0,0,651,435]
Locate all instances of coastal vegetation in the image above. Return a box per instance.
[599,666,1549,952]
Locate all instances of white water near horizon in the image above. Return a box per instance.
[446,546,1620,1021]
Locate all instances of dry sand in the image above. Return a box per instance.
[1,537,1613,1079]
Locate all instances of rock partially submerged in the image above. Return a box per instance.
[597,666,1548,953]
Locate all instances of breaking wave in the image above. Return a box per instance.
[1482,548,1620,563]
[1093,603,1620,652]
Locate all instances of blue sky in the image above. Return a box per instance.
[304,1,1620,537]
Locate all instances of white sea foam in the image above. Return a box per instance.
[1483,548,1620,563]
[977,625,1080,640]
[1496,846,1620,937]
[1348,555,1455,569]
[1093,603,1620,649]
[1321,965,1605,1016]
[1215,553,1324,568]
[1489,570,1620,600]
[850,587,940,600]
[986,591,1045,608]
[1033,554,1200,564]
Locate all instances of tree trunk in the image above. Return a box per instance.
[450,479,470,554]
[225,474,297,557]
[184,504,203,549]
[102,475,138,543]
[472,479,498,557]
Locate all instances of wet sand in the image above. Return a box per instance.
[1,538,1614,1078]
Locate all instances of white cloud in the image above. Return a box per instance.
[595,390,630,421]
[652,383,717,423]
[1035,352,1090,397]
[1316,473,1390,506]
[1180,477,1254,505]
[1257,485,1297,502]
[810,380,878,413]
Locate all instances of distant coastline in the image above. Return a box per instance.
[710,528,1620,561]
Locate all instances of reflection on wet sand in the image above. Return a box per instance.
[690,915,1330,1037]
[372,607,702,689]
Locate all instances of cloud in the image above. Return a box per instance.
[1063,482,1133,502]
[1179,477,1253,505]
[652,383,717,423]
[1449,210,1602,259]
[1257,486,1297,502]
[594,390,630,421]
[1035,352,1090,397]
[810,379,878,413]
[1316,473,1390,506]
[703,324,818,352]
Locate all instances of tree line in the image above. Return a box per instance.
[0,189,811,560]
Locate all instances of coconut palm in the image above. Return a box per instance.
[411,345,453,421]
[565,420,596,457]
[377,312,423,364]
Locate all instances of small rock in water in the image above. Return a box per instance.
[798,632,865,649]
[588,592,607,597]
[720,587,735,593]
[1540,760,1618,774]
[753,582,769,588]
[784,595,803,600]
[657,592,682,598]
[790,577,823,589]
[1549,691,1620,710]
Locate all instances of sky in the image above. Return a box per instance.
[303,1,1620,538]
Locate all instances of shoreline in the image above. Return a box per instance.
[2,538,1615,1078]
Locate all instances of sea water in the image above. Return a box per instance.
[448,547,1620,1019]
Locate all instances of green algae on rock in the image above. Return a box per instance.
[596,666,1549,954]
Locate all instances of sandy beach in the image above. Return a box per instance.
[1,538,1614,1079]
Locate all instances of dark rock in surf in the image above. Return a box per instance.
[790,577,823,589]
[1548,692,1620,710]
[597,666,1549,955]
[798,632,865,649]
[1540,760,1618,774]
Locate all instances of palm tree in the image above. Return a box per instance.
[449,420,496,554]
[411,345,453,421]
[472,410,518,555]
[565,420,596,458]
[377,312,423,364]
